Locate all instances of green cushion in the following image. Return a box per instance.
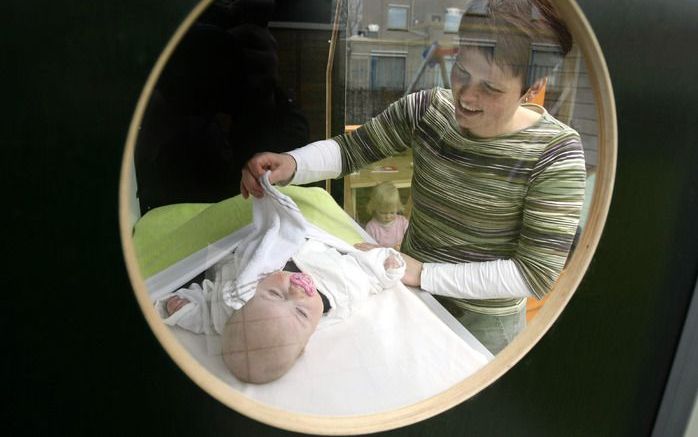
[133,186,364,278]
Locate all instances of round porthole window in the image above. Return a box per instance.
[119,0,616,433]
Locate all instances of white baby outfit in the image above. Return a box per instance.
[291,239,403,325]
[154,173,405,334]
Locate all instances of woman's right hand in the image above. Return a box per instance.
[240,152,297,198]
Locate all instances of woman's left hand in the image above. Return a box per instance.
[399,252,423,287]
[354,242,423,287]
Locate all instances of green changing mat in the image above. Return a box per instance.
[133,186,365,279]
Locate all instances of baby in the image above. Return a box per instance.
[158,238,405,384]
[220,270,324,384]
[364,182,409,250]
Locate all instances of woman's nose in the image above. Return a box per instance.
[458,83,478,101]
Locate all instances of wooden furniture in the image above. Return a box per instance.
[342,150,413,219]
[341,125,414,219]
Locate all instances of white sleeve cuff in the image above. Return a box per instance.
[350,247,406,289]
[420,259,533,300]
[285,139,342,185]
[153,283,211,334]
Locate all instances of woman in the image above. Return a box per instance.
[240,0,586,354]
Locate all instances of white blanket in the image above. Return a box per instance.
[222,171,311,310]
[172,283,493,416]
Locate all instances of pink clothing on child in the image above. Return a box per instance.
[364,215,409,248]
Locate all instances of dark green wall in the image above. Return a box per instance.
[7,0,698,435]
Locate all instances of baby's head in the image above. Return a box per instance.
[367,182,403,224]
[222,271,324,384]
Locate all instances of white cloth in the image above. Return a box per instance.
[292,239,405,325]
[170,283,493,415]
[154,171,312,334]
[284,139,533,299]
[222,171,311,308]
[154,281,212,334]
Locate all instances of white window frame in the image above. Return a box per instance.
[387,4,410,31]
[369,50,407,90]
[444,8,464,33]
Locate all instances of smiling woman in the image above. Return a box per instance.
[119,0,616,433]
[243,0,586,356]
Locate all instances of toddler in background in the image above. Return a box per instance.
[364,182,409,250]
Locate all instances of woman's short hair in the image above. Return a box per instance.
[458,0,573,91]
[366,182,404,216]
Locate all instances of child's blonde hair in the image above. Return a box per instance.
[366,182,404,216]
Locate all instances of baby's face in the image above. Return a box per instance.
[251,271,324,334]
[222,271,324,383]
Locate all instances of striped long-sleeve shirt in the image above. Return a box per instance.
[334,88,586,314]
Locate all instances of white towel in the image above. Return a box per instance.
[220,171,311,311]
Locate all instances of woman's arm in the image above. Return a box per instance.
[335,90,431,175]
[241,90,432,197]
[356,244,533,299]
[285,139,342,185]
[239,139,342,197]
[510,134,586,299]
[420,259,533,299]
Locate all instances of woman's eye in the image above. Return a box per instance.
[483,83,502,94]
[454,64,469,80]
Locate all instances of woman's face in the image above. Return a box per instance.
[450,47,526,138]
